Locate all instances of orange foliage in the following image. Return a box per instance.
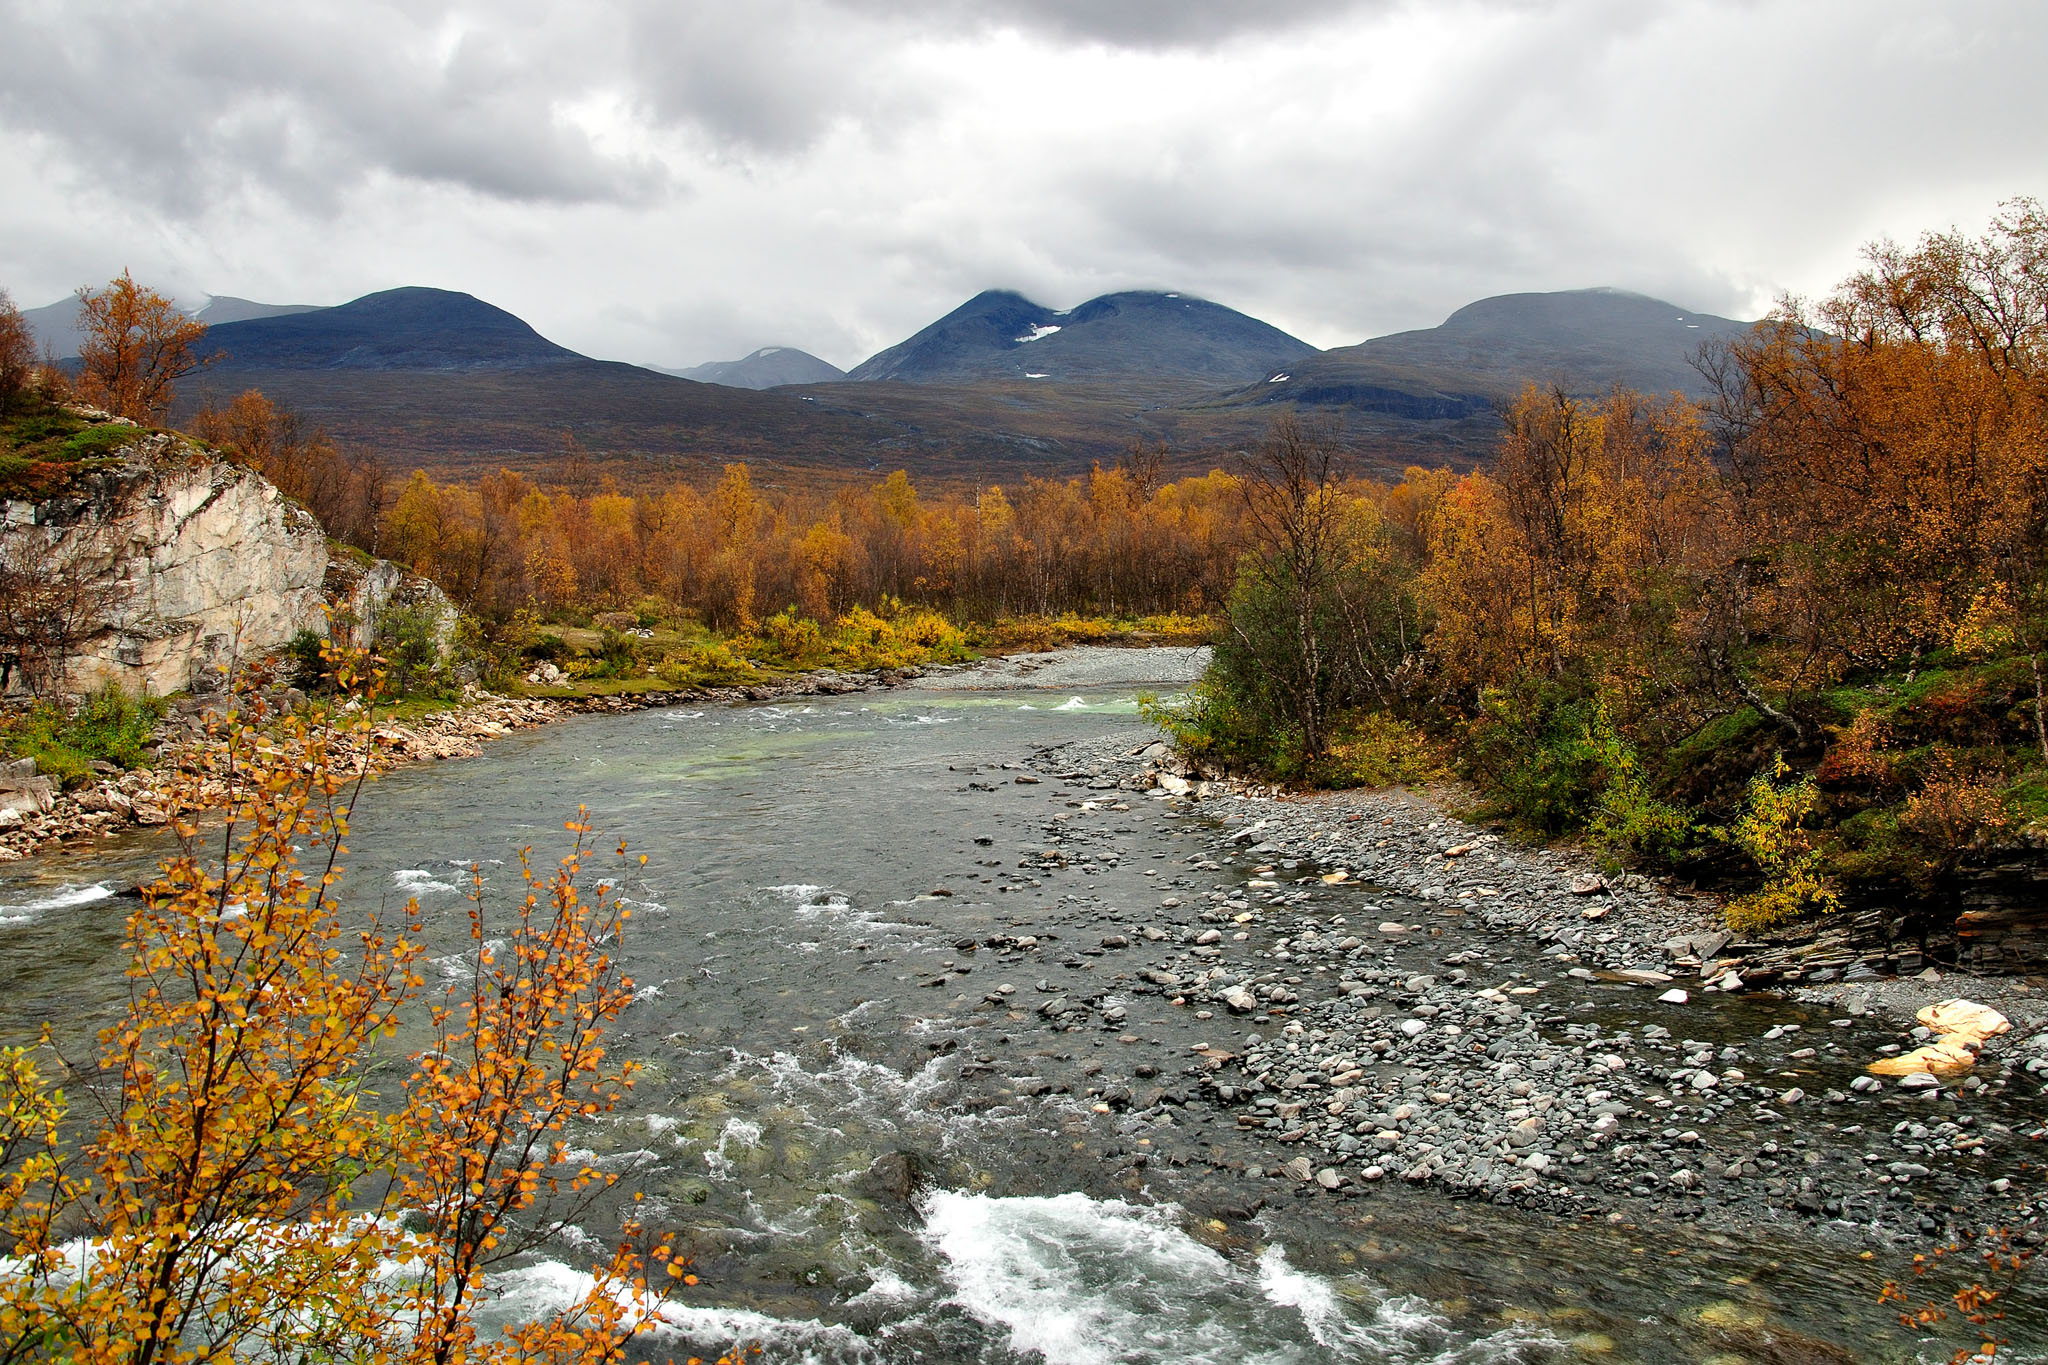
[74,271,214,422]
[0,290,33,415]
[372,456,1249,628]
[0,652,727,1363]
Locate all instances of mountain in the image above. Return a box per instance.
[204,287,579,370]
[192,296,320,327]
[1248,288,1751,420]
[164,281,1761,487]
[659,346,846,388]
[178,285,1142,484]
[847,289,1316,385]
[20,293,320,358]
[20,297,84,360]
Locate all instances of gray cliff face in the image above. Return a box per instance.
[0,428,407,696]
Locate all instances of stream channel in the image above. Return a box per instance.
[0,649,2032,1363]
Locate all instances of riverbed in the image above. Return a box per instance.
[0,650,2039,1363]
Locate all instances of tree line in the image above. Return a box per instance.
[189,390,1249,630]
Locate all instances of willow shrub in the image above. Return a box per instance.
[1718,757,1842,934]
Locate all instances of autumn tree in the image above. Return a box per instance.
[74,272,214,422]
[1219,415,1349,761]
[709,462,761,629]
[192,390,387,552]
[0,658,710,1363]
[1705,197,2048,753]
[0,290,34,415]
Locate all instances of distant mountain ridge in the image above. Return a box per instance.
[21,293,320,359]
[847,289,1316,385]
[658,346,846,388]
[204,287,578,371]
[1250,288,1750,418]
[193,296,321,328]
[147,279,1758,483]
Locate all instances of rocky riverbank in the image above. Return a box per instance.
[999,734,2048,1252]
[0,661,941,858]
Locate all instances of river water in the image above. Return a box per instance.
[0,655,2023,1363]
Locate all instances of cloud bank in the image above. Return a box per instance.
[0,0,2040,369]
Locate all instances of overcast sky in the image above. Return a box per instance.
[1,0,2041,369]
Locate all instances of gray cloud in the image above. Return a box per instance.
[0,0,669,212]
[0,0,2041,371]
[863,0,1393,49]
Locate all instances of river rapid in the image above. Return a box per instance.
[0,649,2034,1364]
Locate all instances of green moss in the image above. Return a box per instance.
[58,424,145,460]
[2007,769,2048,826]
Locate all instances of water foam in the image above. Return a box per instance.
[920,1191,1540,1364]
[474,1261,875,1362]
[0,881,116,924]
[703,1118,763,1179]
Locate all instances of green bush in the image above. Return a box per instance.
[2,684,166,788]
[372,603,451,698]
[523,633,570,663]
[1463,682,1606,835]
[580,630,643,681]
[1141,676,1302,779]
[1309,711,1450,789]
[1583,708,1695,864]
[284,629,332,690]
[1461,683,1695,861]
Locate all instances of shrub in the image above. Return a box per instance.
[1141,676,1299,779]
[284,628,331,690]
[1311,711,1449,789]
[579,629,643,681]
[1583,708,1695,864]
[372,601,450,697]
[758,606,825,663]
[0,665,713,1360]
[524,632,571,663]
[1720,757,1842,934]
[1463,683,1607,835]
[1,683,166,787]
[654,640,762,688]
[1897,746,2014,887]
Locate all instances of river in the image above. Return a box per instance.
[0,650,2031,1363]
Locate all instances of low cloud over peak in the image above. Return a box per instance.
[1,0,2040,371]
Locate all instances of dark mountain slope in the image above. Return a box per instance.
[1248,288,1753,419]
[849,289,1315,385]
[204,287,579,370]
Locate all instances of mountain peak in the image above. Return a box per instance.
[660,346,847,389]
[206,287,581,371]
[848,288,1314,385]
[1251,286,1754,417]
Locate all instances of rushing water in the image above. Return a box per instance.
[0,667,2024,1363]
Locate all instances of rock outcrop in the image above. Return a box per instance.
[323,551,458,653]
[0,421,399,696]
